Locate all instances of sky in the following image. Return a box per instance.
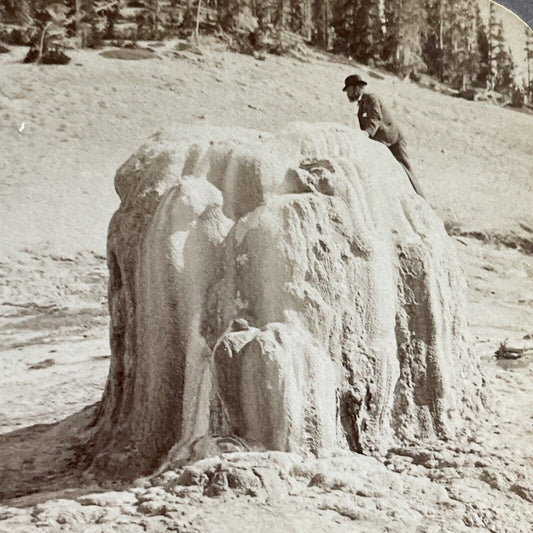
[494,0,533,28]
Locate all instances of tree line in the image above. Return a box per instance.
[1,0,532,100]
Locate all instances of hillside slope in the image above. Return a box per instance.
[1,40,532,258]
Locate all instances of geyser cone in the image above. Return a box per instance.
[87,123,484,477]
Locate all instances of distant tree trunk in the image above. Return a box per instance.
[525,28,533,103]
[38,22,53,64]
[277,0,290,28]
[195,0,202,41]
[383,0,423,75]
[311,0,328,49]
[488,1,494,90]
[154,0,159,37]
[474,3,489,89]
[18,0,31,25]
[438,0,444,81]
[323,0,328,49]
[75,0,82,40]
[303,0,312,40]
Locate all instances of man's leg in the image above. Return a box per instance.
[388,138,425,198]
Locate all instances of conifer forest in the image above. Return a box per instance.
[1,1,532,105]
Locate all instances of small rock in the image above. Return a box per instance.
[466,443,484,455]
[252,50,266,61]
[133,477,152,489]
[225,466,262,493]
[412,451,435,466]
[78,491,138,507]
[231,318,250,332]
[27,358,55,370]
[510,483,533,503]
[435,450,465,469]
[308,472,327,488]
[266,451,302,474]
[289,463,313,480]
[137,487,169,503]
[32,499,102,525]
[385,455,413,473]
[171,486,203,498]
[355,487,386,498]
[95,506,122,523]
[137,500,169,516]
[119,504,139,516]
[318,502,372,521]
[151,470,181,489]
[203,472,229,497]
[176,468,209,487]
[0,507,27,520]
[479,469,509,491]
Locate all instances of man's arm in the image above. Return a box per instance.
[361,94,382,137]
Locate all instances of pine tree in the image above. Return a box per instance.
[488,5,515,95]
[487,1,497,89]
[332,0,381,62]
[18,0,32,25]
[494,36,514,94]
[138,0,164,39]
[288,0,311,39]
[217,0,247,30]
[525,27,533,103]
[274,0,290,28]
[420,0,495,91]
[310,0,331,49]
[0,0,31,24]
[474,2,489,88]
[446,0,479,90]
[383,0,425,76]
[422,0,482,87]
[421,0,443,79]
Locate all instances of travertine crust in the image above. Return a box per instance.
[89,123,483,476]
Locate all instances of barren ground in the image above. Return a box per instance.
[0,39,532,532]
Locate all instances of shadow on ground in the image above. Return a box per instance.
[0,405,103,503]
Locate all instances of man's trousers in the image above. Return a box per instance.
[388,137,425,198]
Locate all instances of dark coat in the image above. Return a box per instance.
[357,93,403,146]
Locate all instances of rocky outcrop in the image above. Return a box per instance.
[88,123,483,477]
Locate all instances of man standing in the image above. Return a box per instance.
[343,74,425,198]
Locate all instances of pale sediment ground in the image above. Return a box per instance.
[0,39,532,531]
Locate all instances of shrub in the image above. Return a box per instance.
[24,46,70,64]
[510,87,524,108]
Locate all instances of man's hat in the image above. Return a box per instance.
[342,74,367,91]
